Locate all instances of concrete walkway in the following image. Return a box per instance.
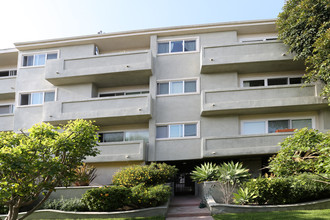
[166,195,213,220]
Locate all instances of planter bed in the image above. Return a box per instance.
[0,201,169,219]
[206,194,330,215]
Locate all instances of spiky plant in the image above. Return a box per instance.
[218,161,250,184]
[190,162,219,182]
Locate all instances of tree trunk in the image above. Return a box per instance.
[5,205,19,220]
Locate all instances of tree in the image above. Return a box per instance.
[0,119,99,220]
[268,128,330,179]
[277,0,330,101]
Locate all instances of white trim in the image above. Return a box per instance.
[240,75,304,88]
[241,116,316,135]
[20,50,59,68]
[239,36,278,43]
[156,121,200,140]
[18,89,57,107]
[157,37,199,55]
[156,77,200,96]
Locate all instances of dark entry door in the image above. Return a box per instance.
[174,172,195,195]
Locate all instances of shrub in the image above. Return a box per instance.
[269,128,330,176]
[112,163,178,187]
[190,162,219,182]
[43,198,88,211]
[81,185,131,211]
[243,173,330,205]
[0,203,8,214]
[233,187,257,205]
[130,184,171,208]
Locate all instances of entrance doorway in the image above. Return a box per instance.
[173,172,195,195]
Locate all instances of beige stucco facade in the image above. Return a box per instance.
[0,19,329,187]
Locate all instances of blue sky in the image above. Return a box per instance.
[0,0,285,49]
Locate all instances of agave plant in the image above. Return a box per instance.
[74,163,97,186]
[218,161,250,184]
[233,187,257,205]
[190,162,219,182]
[217,161,251,204]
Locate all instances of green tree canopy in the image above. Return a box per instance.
[277,0,330,101]
[269,128,330,177]
[0,119,99,220]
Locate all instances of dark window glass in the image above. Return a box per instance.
[157,83,169,95]
[289,77,303,84]
[0,105,11,114]
[99,93,115,97]
[23,56,34,66]
[102,132,124,142]
[243,80,265,87]
[184,124,197,136]
[184,81,197,93]
[158,43,169,54]
[171,41,183,53]
[44,92,55,102]
[47,53,58,60]
[20,94,30,105]
[156,126,168,138]
[0,71,9,77]
[184,40,196,51]
[268,120,289,133]
[268,78,288,86]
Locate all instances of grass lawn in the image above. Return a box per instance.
[213,209,330,220]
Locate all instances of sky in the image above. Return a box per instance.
[0,0,285,49]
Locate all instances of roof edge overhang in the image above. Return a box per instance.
[14,19,277,51]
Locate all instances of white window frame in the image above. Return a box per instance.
[20,50,59,68]
[156,121,200,140]
[0,104,15,115]
[241,116,315,135]
[240,75,304,88]
[157,37,199,55]
[98,90,149,98]
[18,89,57,107]
[240,36,278,43]
[98,129,149,143]
[156,77,199,96]
[0,70,17,78]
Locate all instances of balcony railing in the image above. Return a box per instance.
[45,50,152,86]
[201,41,302,73]
[202,84,327,115]
[43,94,152,125]
[0,77,15,99]
[85,141,146,163]
[202,133,289,158]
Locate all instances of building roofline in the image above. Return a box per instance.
[0,48,18,54]
[14,19,277,50]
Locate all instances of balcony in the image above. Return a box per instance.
[201,84,328,116]
[43,94,152,125]
[0,77,15,99]
[45,50,152,86]
[202,133,289,158]
[0,114,14,131]
[201,41,304,73]
[85,141,146,163]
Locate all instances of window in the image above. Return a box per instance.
[0,70,17,77]
[158,39,196,54]
[0,105,14,115]
[156,123,197,139]
[99,130,149,143]
[242,76,303,88]
[20,91,55,106]
[241,37,278,43]
[242,118,313,135]
[157,80,197,95]
[99,90,149,98]
[22,52,58,67]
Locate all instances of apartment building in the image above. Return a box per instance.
[0,19,329,195]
